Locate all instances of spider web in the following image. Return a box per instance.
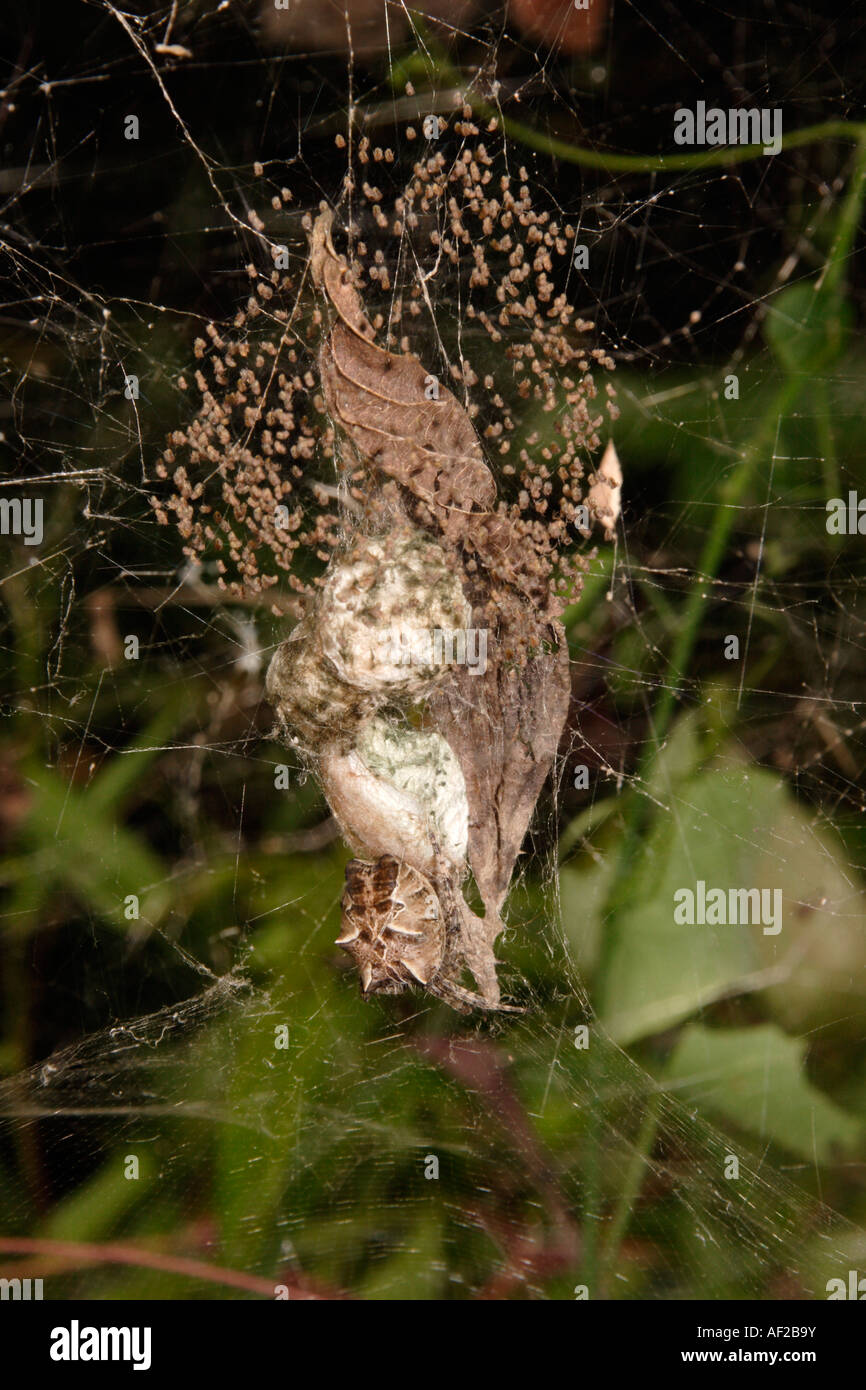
[1,0,866,1300]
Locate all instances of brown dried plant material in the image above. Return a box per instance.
[312,210,497,518]
[509,0,608,54]
[429,644,572,963]
[283,208,580,1009]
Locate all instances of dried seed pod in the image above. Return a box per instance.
[337,855,443,994]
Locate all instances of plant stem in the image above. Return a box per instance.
[599,134,866,950]
[815,379,839,504]
[482,114,866,176]
[392,41,866,174]
[599,1081,665,1295]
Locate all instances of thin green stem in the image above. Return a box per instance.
[395,41,866,174]
[580,383,799,1298]
[484,114,866,176]
[599,1082,665,1293]
[818,136,866,294]
[599,135,866,941]
[815,379,839,504]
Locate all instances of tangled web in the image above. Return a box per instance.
[1,0,866,1298]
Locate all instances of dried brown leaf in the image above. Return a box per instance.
[430,633,571,923]
[312,209,496,518]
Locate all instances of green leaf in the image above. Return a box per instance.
[85,697,189,816]
[594,764,772,1042]
[14,761,168,927]
[764,281,853,375]
[666,1023,863,1161]
[357,1214,444,1299]
[39,1152,157,1242]
[572,751,866,1044]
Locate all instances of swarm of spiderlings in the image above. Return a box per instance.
[150,107,617,620]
